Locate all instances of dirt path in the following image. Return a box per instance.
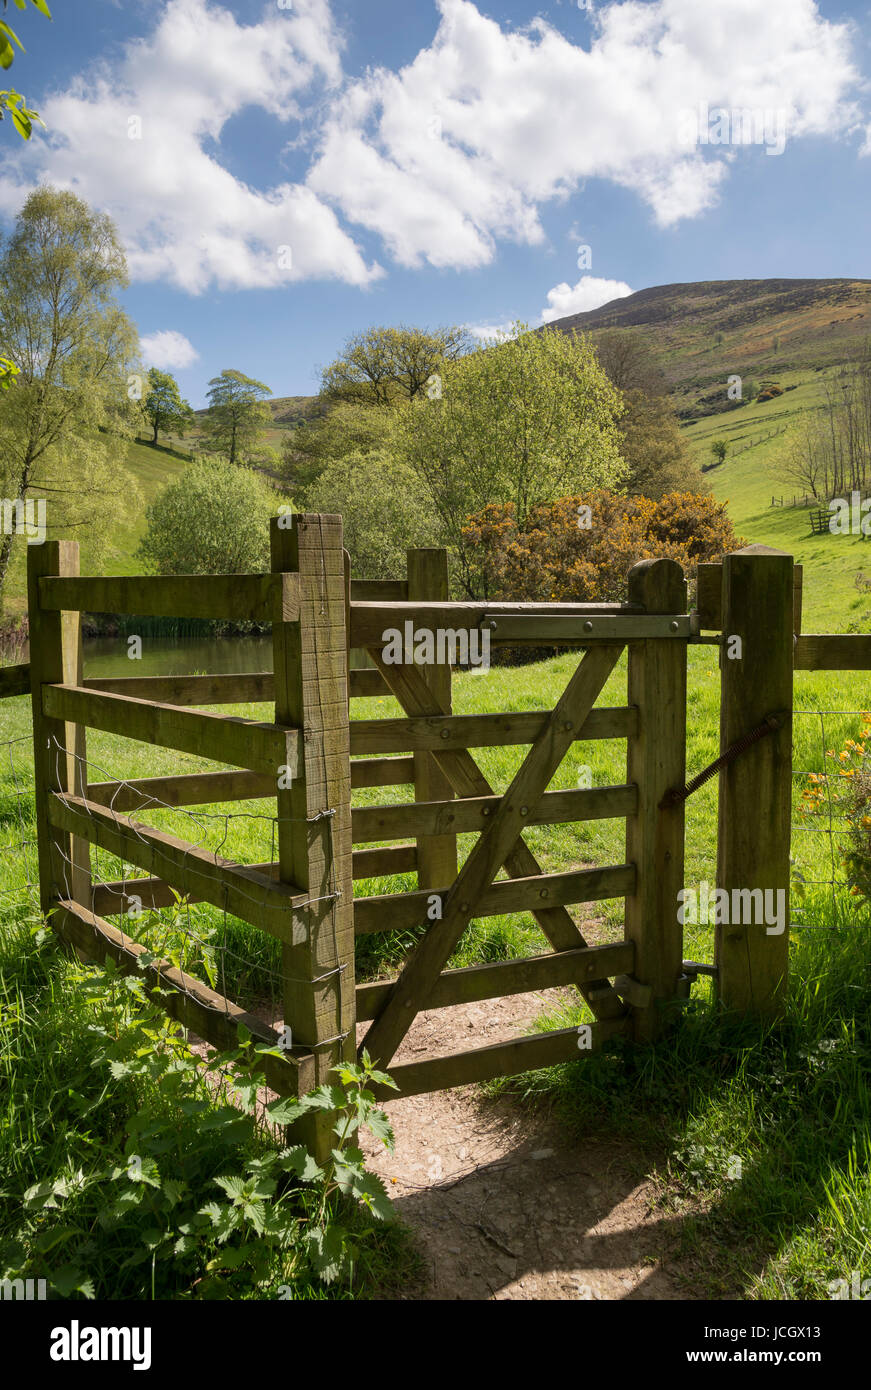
[357,990,696,1301]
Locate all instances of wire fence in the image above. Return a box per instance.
[791,707,871,931]
[0,731,351,1056]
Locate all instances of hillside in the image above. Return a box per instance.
[548,278,871,417]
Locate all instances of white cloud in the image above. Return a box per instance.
[139,330,199,370]
[467,321,517,341]
[0,0,380,293]
[541,276,634,324]
[308,0,860,268]
[0,0,863,292]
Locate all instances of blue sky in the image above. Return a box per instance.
[2,0,870,405]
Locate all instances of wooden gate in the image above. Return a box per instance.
[347,549,689,1095]
[22,513,694,1122]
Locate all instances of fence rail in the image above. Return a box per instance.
[6,524,871,1137]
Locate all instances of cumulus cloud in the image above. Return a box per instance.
[541,276,634,323]
[0,0,863,291]
[139,330,199,370]
[309,0,861,268]
[0,0,380,293]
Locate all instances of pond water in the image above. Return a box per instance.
[81,635,275,680]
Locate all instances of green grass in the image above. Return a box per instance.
[685,366,871,630]
[3,636,871,1298]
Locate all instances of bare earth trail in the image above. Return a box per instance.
[357,990,702,1301]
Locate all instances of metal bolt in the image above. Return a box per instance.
[583,620,593,633]
[670,620,679,632]
[440,728,450,739]
[540,889,549,899]
[520,805,529,815]
[563,720,573,731]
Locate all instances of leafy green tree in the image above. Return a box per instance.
[306,448,440,578]
[142,367,193,446]
[321,324,468,406]
[1,0,51,140]
[0,186,142,610]
[138,458,280,575]
[398,323,626,595]
[711,439,728,465]
[284,401,397,492]
[201,369,272,465]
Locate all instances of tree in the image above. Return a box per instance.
[320,324,468,406]
[138,458,279,576]
[283,401,397,492]
[398,323,626,595]
[592,328,668,396]
[0,186,142,610]
[591,329,700,497]
[711,439,728,466]
[142,367,193,446]
[201,369,272,465]
[306,448,440,578]
[1,0,50,141]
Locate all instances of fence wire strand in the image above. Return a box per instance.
[1,732,350,1054]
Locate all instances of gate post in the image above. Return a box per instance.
[406,548,457,891]
[27,539,91,923]
[716,544,793,1013]
[271,514,356,1158]
[625,558,687,1042]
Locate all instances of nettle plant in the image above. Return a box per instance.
[14,953,397,1299]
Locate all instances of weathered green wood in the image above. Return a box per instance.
[42,683,301,778]
[84,673,275,705]
[39,572,299,623]
[55,899,313,1096]
[350,755,415,788]
[349,579,408,601]
[368,1019,630,1101]
[348,705,636,755]
[349,668,391,699]
[91,844,418,917]
[0,663,30,699]
[362,644,625,1068]
[369,651,627,1022]
[272,515,356,1161]
[48,792,308,944]
[697,560,803,633]
[793,634,871,670]
[406,548,457,894]
[716,545,793,1013]
[624,559,688,1042]
[355,941,635,1019]
[86,769,274,812]
[351,600,637,646]
[351,783,637,844]
[27,541,91,920]
[354,864,634,935]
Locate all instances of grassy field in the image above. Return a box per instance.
[684,367,871,631]
[2,635,870,1298]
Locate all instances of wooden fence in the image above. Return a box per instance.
[7,523,871,1145]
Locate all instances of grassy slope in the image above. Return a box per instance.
[683,368,871,630]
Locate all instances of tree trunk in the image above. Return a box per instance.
[0,527,16,616]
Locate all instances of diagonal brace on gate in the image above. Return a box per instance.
[362,644,626,1068]
[367,651,629,1026]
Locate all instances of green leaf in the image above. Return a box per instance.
[305,1223,349,1284]
[30,0,53,18]
[278,1145,323,1183]
[351,1171,394,1222]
